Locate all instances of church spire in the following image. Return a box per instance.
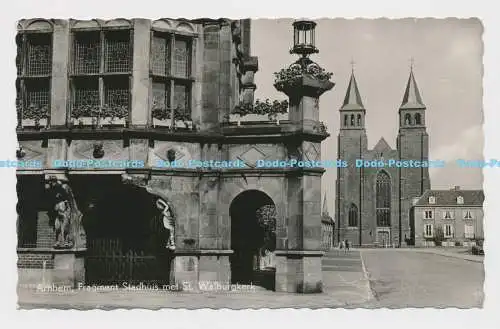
[322,194,329,216]
[400,69,425,109]
[341,71,364,110]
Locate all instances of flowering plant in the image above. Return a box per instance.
[18,103,49,125]
[231,98,289,121]
[274,62,333,91]
[71,104,128,124]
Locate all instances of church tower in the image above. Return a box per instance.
[397,67,431,245]
[336,70,368,246]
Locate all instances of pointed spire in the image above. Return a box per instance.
[400,69,425,109]
[322,194,329,216]
[341,71,364,110]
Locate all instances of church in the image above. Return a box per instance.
[335,67,430,247]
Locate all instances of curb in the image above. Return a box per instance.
[358,250,376,302]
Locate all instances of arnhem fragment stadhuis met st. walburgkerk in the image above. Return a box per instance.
[14,18,483,294]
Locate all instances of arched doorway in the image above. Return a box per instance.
[78,176,171,286]
[230,190,276,290]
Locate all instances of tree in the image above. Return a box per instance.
[255,204,277,255]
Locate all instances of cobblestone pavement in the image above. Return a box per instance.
[17,250,373,309]
[358,249,484,308]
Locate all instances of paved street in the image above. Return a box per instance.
[17,249,372,309]
[359,249,484,308]
[17,249,483,309]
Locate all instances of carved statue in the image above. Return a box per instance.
[156,198,175,250]
[53,195,71,248]
[45,176,86,249]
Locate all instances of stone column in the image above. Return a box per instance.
[275,72,334,293]
[50,20,70,127]
[131,19,151,127]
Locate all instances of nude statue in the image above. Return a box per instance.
[156,198,175,250]
[53,194,72,248]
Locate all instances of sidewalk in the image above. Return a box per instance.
[399,248,484,263]
[17,251,374,309]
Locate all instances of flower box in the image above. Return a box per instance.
[152,118,193,129]
[21,118,48,128]
[72,117,126,126]
[152,118,172,127]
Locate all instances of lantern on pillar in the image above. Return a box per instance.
[291,20,319,57]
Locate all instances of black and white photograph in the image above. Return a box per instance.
[9,13,488,310]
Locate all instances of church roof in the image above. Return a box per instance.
[373,137,392,153]
[414,188,484,207]
[341,72,365,111]
[400,70,426,109]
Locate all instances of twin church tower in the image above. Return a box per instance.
[335,67,430,246]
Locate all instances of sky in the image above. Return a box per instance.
[250,18,484,216]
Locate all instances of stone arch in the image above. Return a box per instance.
[71,19,102,30]
[104,18,132,28]
[23,19,54,31]
[229,189,276,289]
[175,21,195,34]
[152,18,174,30]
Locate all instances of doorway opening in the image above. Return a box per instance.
[230,190,276,290]
[75,176,171,286]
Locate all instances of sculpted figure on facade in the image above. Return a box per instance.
[45,176,86,249]
[156,198,175,250]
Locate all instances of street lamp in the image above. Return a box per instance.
[290,20,319,57]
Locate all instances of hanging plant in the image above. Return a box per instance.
[101,104,128,122]
[274,62,333,91]
[22,103,49,126]
[231,99,289,121]
[151,106,172,121]
[71,105,100,119]
[173,109,192,129]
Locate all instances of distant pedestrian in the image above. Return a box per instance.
[339,240,345,251]
[345,239,350,252]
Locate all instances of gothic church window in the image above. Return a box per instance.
[376,171,391,227]
[344,115,348,127]
[350,114,355,126]
[414,113,422,125]
[348,203,358,227]
[357,114,361,126]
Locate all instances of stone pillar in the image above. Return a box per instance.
[200,23,221,131]
[50,20,70,127]
[275,69,334,293]
[131,19,151,127]
[240,57,258,106]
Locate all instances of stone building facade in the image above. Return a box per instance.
[335,69,430,247]
[15,18,333,293]
[412,187,484,247]
[321,195,334,250]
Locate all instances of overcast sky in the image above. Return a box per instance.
[251,18,484,215]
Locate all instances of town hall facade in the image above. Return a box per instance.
[335,68,430,247]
